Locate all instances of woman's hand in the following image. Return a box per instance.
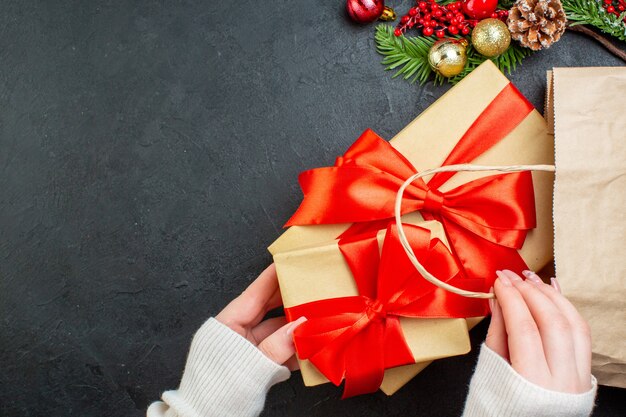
[216,264,306,369]
[486,270,592,393]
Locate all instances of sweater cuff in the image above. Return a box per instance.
[159,318,290,417]
[463,344,597,417]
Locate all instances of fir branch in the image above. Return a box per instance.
[375,25,532,86]
[562,0,626,41]
[498,0,518,9]
[375,25,437,84]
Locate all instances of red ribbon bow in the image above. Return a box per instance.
[286,224,478,398]
[285,83,536,298]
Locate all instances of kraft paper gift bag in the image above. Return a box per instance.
[546,67,626,389]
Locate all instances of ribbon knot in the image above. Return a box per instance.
[365,298,386,320]
[423,188,445,214]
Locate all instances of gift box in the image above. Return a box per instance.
[275,219,474,397]
[270,60,555,396]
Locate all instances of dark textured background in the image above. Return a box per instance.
[1,1,624,416]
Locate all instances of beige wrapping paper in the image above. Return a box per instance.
[270,61,555,394]
[547,67,626,388]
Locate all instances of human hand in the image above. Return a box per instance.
[486,270,592,394]
[216,264,306,370]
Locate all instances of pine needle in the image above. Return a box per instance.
[375,25,532,86]
[561,0,626,41]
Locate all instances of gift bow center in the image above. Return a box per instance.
[423,188,445,214]
[365,298,387,320]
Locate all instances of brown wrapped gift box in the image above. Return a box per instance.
[270,61,555,394]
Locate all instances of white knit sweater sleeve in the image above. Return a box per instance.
[462,344,597,417]
[147,318,290,417]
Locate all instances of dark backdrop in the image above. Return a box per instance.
[1,1,624,416]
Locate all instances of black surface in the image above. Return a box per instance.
[1,1,624,416]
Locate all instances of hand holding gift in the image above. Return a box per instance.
[148,265,595,417]
[461,270,596,417]
[487,270,593,394]
[215,264,307,370]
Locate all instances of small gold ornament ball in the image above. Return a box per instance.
[379,6,396,21]
[471,18,511,57]
[428,38,468,78]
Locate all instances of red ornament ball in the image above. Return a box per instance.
[461,0,498,19]
[346,0,385,23]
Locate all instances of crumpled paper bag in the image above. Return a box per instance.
[546,67,626,389]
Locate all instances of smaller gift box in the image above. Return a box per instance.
[275,219,473,397]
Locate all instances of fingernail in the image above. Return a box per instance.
[286,316,307,336]
[488,287,495,312]
[496,270,511,286]
[503,269,522,282]
[550,277,562,293]
[523,270,542,285]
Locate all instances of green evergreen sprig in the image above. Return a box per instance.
[497,0,517,9]
[375,25,532,85]
[562,0,626,41]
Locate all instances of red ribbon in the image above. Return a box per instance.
[285,83,536,299]
[285,224,482,398]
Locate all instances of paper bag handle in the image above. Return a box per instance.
[394,164,556,299]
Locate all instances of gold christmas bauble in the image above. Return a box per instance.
[471,18,511,57]
[379,6,396,21]
[428,38,468,78]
